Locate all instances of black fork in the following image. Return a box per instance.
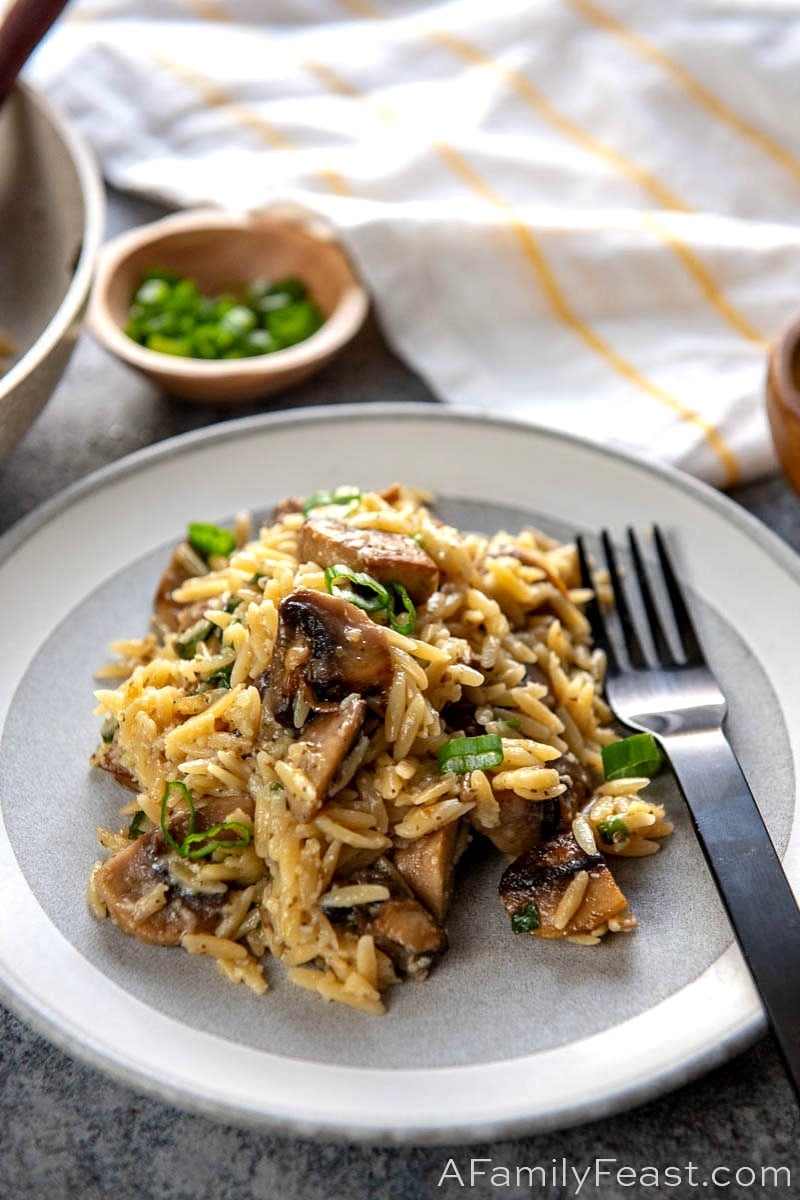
[577,525,800,1102]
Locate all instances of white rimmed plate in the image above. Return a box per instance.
[0,405,796,1143]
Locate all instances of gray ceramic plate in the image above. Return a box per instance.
[0,406,797,1142]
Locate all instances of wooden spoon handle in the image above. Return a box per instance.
[0,0,71,106]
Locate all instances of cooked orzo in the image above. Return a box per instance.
[89,484,672,1014]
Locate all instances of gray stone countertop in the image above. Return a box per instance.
[0,189,798,1200]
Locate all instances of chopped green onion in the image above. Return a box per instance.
[208,662,234,689]
[324,564,391,613]
[159,780,252,859]
[597,817,631,846]
[219,304,257,338]
[145,333,193,357]
[270,781,285,792]
[134,277,172,309]
[511,903,540,933]
[181,822,252,860]
[100,715,119,743]
[187,522,237,560]
[125,271,323,360]
[128,810,147,840]
[175,617,215,660]
[160,781,196,855]
[387,582,416,635]
[601,733,663,781]
[322,564,417,632]
[265,300,322,348]
[302,486,362,516]
[438,733,504,774]
[502,716,520,729]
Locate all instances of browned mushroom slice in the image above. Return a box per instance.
[269,589,393,727]
[499,831,632,938]
[298,517,440,604]
[95,797,254,946]
[470,793,560,858]
[153,543,209,637]
[469,752,591,858]
[286,694,367,821]
[368,899,448,979]
[393,821,466,923]
[333,856,448,979]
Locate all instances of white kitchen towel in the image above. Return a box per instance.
[26,0,800,487]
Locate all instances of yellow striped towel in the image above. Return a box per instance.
[27,0,800,486]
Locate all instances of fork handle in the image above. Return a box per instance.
[663,727,800,1100]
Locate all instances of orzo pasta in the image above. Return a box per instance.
[89,485,671,1013]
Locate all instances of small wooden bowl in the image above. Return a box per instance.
[88,207,368,404]
[766,314,800,495]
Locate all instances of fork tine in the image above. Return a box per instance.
[627,527,678,667]
[575,535,619,674]
[601,530,647,668]
[652,525,704,665]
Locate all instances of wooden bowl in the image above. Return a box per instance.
[766,314,800,495]
[88,207,369,405]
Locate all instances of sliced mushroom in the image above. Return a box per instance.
[332,856,448,979]
[368,899,448,979]
[96,796,254,946]
[298,517,440,604]
[394,821,466,923]
[499,830,632,938]
[470,793,560,858]
[286,694,366,821]
[468,753,591,858]
[269,589,393,727]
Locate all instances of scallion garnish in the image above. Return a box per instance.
[100,715,119,743]
[159,780,252,859]
[511,903,540,933]
[324,564,391,613]
[322,566,418,633]
[208,662,234,689]
[597,817,631,845]
[387,582,416,635]
[187,521,237,560]
[181,822,252,860]
[601,733,663,781]
[302,486,362,516]
[175,617,215,660]
[128,810,147,839]
[438,733,504,774]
